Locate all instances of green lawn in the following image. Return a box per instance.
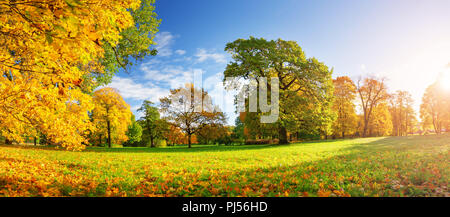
[0,134,448,197]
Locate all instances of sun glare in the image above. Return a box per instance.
[441,71,450,91]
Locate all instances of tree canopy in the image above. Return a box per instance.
[224,37,334,143]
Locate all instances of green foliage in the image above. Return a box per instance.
[137,100,161,147]
[223,37,334,143]
[88,0,161,88]
[231,117,245,144]
[124,114,143,147]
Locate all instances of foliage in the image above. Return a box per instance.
[90,0,161,89]
[196,124,228,145]
[223,37,334,144]
[356,76,389,137]
[124,114,143,146]
[420,82,450,134]
[92,88,132,148]
[137,100,164,147]
[0,134,448,197]
[160,83,226,148]
[0,0,150,150]
[389,91,417,136]
[366,103,393,137]
[331,76,358,138]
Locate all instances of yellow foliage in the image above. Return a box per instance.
[92,88,131,146]
[0,0,141,150]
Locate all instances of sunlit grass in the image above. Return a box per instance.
[0,134,448,197]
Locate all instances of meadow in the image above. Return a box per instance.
[0,134,448,197]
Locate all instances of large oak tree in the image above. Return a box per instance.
[223,37,334,144]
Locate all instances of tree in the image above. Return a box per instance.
[124,114,143,146]
[0,0,155,150]
[331,76,358,138]
[137,100,160,147]
[389,91,416,136]
[160,84,226,148]
[420,83,450,134]
[366,103,393,137]
[163,125,185,146]
[92,88,131,148]
[231,116,245,143]
[85,0,160,90]
[223,37,334,144]
[197,124,227,145]
[356,76,389,137]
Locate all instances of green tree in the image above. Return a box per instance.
[232,116,245,143]
[223,37,334,144]
[137,100,160,147]
[124,114,143,146]
[84,0,161,90]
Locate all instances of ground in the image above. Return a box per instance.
[0,134,448,197]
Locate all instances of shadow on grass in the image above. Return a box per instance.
[85,144,282,153]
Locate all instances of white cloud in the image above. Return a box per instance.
[175,49,186,55]
[105,77,169,102]
[154,32,175,57]
[195,48,227,63]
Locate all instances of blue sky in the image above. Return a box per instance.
[106,0,450,124]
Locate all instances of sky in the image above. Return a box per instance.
[106,0,450,124]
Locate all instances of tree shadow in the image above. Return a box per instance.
[84,143,286,154]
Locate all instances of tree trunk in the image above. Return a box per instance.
[107,120,111,148]
[362,120,369,137]
[5,138,12,145]
[150,136,155,148]
[188,134,192,148]
[99,135,102,146]
[278,126,288,144]
[34,137,37,146]
[342,131,345,138]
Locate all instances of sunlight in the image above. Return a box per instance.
[440,70,450,91]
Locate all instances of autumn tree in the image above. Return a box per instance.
[365,103,393,137]
[160,84,226,148]
[197,124,228,144]
[137,100,161,147]
[0,0,158,150]
[389,91,416,136]
[356,76,389,137]
[331,76,358,138]
[85,0,160,90]
[420,82,450,134]
[163,125,185,146]
[92,88,131,148]
[223,37,334,144]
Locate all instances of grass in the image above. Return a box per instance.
[0,134,448,197]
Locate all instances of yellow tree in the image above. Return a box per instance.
[331,76,358,138]
[356,76,389,137]
[366,102,393,136]
[92,88,131,148]
[389,90,416,136]
[0,0,143,150]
